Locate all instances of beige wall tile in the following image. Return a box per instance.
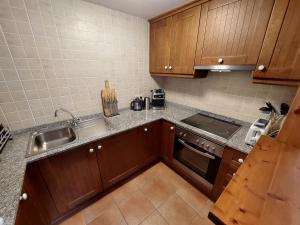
[0,0,158,130]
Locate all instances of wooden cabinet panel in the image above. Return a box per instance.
[15,164,59,225]
[138,121,161,163]
[169,6,201,74]
[211,146,246,201]
[97,122,160,189]
[39,144,103,214]
[96,128,143,189]
[253,0,300,81]
[150,17,172,74]
[195,0,274,65]
[160,121,175,163]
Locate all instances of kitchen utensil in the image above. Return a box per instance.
[101,80,119,117]
[130,97,143,111]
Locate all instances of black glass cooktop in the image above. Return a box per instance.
[181,113,241,139]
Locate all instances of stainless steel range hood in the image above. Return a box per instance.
[194,64,256,72]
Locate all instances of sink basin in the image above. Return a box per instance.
[27,127,77,157]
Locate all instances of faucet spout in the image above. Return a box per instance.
[54,108,80,127]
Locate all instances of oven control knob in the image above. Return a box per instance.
[201,142,205,146]
[179,132,183,136]
[196,139,200,143]
[206,145,210,149]
[183,133,187,137]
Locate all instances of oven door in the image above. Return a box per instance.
[173,138,221,184]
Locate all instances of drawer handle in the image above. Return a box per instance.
[97,145,102,150]
[238,158,244,163]
[258,65,265,71]
[20,193,28,201]
[144,128,148,132]
[178,139,215,160]
[89,148,94,153]
[294,106,300,115]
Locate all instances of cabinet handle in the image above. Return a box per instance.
[164,65,168,70]
[170,126,174,130]
[97,145,102,150]
[89,148,94,153]
[257,65,265,71]
[238,158,244,163]
[218,58,224,64]
[144,128,148,132]
[294,106,300,115]
[20,193,28,201]
[168,66,172,70]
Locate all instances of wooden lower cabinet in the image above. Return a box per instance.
[38,143,103,214]
[160,121,175,163]
[211,146,247,201]
[96,121,161,189]
[15,163,59,225]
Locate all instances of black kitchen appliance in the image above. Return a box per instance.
[151,89,165,109]
[173,126,223,185]
[130,97,143,111]
[181,113,241,139]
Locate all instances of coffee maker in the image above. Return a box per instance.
[151,89,165,109]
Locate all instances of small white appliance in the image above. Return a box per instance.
[245,118,270,146]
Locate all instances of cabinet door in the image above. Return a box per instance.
[15,164,59,225]
[195,0,274,65]
[211,147,246,201]
[160,121,175,163]
[169,6,201,74]
[253,0,300,81]
[139,121,161,163]
[150,17,172,74]
[97,128,144,189]
[39,145,103,214]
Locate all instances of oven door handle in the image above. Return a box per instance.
[178,139,215,160]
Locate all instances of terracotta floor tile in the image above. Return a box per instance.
[82,195,114,223]
[198,200,213,218]
[88,203,126,225]
[140,211,169,225]
[111,184,134,204]
[118,190,155,225]
[59,213,85,225]
[190,215,214,225]
[176,185,209,214]
[141,177,176,208]
[158,194,197,225]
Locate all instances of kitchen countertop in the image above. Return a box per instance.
[0,102,252,225]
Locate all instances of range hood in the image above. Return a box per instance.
[194,64,256,72]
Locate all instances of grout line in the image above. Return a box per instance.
[0,17,37,128]
[112,197,130,225]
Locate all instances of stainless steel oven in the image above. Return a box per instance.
[173,126,224,185]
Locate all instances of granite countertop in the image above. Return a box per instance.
[0,102,252,225]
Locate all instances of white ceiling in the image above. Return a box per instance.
[84,0,193,19]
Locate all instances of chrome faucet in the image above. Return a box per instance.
[54,108,80,127]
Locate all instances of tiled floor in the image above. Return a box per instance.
[59,162,214,225]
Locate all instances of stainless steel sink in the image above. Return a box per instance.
[26,127,77,157]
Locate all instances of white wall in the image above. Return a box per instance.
[157,72,297,123]
[0,0,158,130]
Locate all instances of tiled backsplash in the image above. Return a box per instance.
[157,72,297,123]
[0,0,158,130]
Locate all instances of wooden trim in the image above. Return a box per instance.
[252,78,300,86]
[149,0,209,23]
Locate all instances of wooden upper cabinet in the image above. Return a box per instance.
[169,5,201,74]
[150,5,201,76]
[38,144,103,214]
[195,0,275,65]
[253,0,300,81]
[150,17,172,74]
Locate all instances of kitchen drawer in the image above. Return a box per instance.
[211,147,247,201]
